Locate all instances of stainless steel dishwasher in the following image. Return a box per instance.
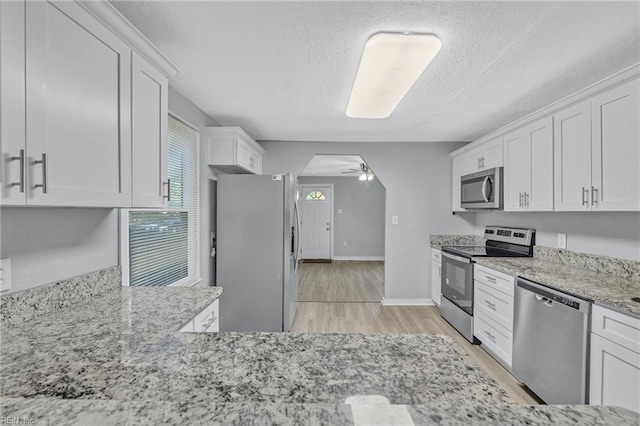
[512,277,591,404]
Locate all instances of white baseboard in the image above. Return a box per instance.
[333,256,384,261]
[382,298,435,306]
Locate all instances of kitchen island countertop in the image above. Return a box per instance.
[1,285,638,425]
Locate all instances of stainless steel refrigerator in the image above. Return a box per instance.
[216,173,299,332]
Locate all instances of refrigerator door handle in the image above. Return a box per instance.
[293,200,301,271]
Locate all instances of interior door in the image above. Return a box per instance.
[300,185,332,259]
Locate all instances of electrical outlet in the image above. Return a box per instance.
[337,209,343,214]
[392,216,399,225]
[557,233,567,249]
[0,259,12,293]
[343,241,347,247]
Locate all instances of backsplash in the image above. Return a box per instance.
[534,246,640,279]
[430,234,485,248]
[0,266,121,325]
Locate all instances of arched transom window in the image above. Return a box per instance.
[305,190,326,201]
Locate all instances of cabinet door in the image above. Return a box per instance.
[481,137,504,170]
[591,79,640,211]
[589,333,640,413]
[25,1,132,207]
[528,116,554,211]
[131,52,168,208]
[431,253,441,307]
[451,156,465,211]
[503,128,529,211]
[553,101,592,211]
[0,1,27,205]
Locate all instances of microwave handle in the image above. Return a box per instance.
[481,176,491,202]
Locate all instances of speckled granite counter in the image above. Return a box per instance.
[2,398,638,426]
[474,256,640,317]
[1,285,509,406]
[430,234,484,249]
[1,281,636,424]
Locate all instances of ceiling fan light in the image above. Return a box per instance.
[346,32,441,119]
[367,171,375,181]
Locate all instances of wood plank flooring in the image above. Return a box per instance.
[297,260,383,302]
[291,261,541,406]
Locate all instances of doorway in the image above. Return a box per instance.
[299,184,333,260]
[294,154,385,305]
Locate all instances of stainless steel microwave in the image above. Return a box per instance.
[460,167,503,210]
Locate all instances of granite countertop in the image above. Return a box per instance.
[430,234,484,249]
[474,257,640,317]
[1,285,638,425]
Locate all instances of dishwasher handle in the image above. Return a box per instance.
[517,278,591,314]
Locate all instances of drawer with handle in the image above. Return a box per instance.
[474,264,515,297]
[474,281,514,332]
[180,299,219,333]
[475,310,513,367]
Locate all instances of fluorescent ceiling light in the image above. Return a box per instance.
[346,32,441,119]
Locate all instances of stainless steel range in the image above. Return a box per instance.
[440,226,535,343]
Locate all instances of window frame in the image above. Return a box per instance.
[120,112,201,287]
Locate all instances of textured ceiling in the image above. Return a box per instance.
[111,1,640,142]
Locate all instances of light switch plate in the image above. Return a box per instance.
[0,259,12,293]
[392,216,399,225]
[557,233,567,249]
[337,208,343,214]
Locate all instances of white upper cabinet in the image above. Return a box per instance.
[25,1,132,207]
[0,1,26,205]
[465,137,503,174]
[207,127,265,174]
[451,155,465,212]
[553,101,592,211]
[131,52,168,208]
[504,116,553,211]
[591,79,640,211]
[554,79,639,212]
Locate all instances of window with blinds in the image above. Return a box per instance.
[126,115,200,287]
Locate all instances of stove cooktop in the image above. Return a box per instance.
[442,245,530,258]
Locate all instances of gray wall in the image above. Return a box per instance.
[168,86,224,287]
[298,176,385,258]
[474,211,640,261]
[259,141,476,302]
[0,208,118,294]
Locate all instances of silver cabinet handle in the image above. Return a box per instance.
[484,330,496,341]
[201,314,217,331]
[485,275,496,283]
[591,186,598,206]
[33,153,47,193]
[519,193,523,208]
[163,179,171,201]
[249,156,255,168]
[485,300,497,310]
[581,187,589,207]
[9,149,25,193]
[525,192,529,208]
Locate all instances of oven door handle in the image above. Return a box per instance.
[442,251,471,264]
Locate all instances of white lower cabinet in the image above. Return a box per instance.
[180,299,220,333]
[431,249,441,307]
[589,305,640,413]
[473,264,515,368]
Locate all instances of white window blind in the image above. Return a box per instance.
[126,115,200,287]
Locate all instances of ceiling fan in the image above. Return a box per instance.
[342,163,375,182]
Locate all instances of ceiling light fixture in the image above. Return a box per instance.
[346,32,441,119]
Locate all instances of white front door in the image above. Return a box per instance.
[300,185,332,259]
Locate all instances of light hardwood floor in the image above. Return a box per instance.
[291,261,541,405]
[297,260,383,302]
